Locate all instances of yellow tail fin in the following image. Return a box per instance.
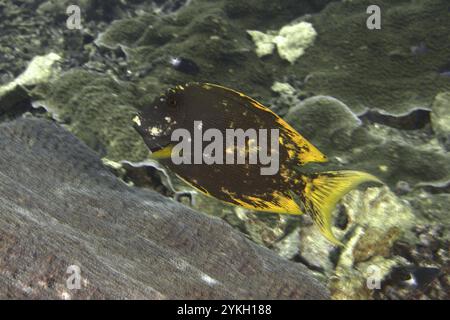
[302,170,382,246]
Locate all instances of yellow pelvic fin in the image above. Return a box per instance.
[149,144,174,159]
[302,171,383,246]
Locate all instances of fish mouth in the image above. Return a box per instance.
[149,142,170,153]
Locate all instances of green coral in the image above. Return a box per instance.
[94,0,450,116]
[35,69,148,161]
[95,0,334,102]
[294,0,450,115]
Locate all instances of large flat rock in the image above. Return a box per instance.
[0,117,328,299]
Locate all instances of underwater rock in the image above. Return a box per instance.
[235,210,291,248]
[36,0,170,23]
[430,92,450,149]
[341,187,416,242]
[0,85,31,119]
[359,108,431,131]
[387,226,450,299]
[332,253,406,300]
[297,217,335,274]
[352,227,402,264]
[405,190,450,240]
[293,187,416,284]
[273,227,301,260]
[0,117,328,299]
[328,187,416,299]
[5,0,450,116]
[377,265,442,299]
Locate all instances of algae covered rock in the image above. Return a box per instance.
[285,95,361,151]
[91,0,450,117]
[330,187,416,299]
[94,0,334,103]
[430,92,450,149]
[290,0,450,115]
[35,69,148,161]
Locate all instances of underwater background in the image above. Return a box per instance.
[0,0,448,299]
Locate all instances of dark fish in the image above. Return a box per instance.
[170,57,200,75]
[133,83,381,245]
[410,42,428,56]
[391,266,441,290]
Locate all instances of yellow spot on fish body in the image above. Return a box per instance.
[231,192,302,214]
[149,127,163,136]
[132,116,141,126]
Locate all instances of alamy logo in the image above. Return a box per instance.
[66,265,81,290]
[366,265,382,290]
[66,5,82,30]
[366,5,381,30]
[170,121,280,175]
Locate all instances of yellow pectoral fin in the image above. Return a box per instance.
[149,144,174,159]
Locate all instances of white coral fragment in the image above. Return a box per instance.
[246,30,276,57]
[247,21,317,64]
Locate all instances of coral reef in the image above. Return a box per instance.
[34,69,148,161]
